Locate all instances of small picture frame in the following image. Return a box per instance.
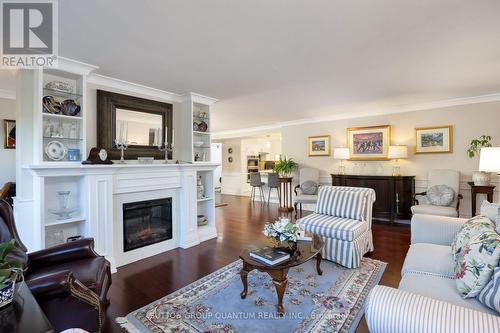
[4,119,15,149]
[308,135,330,156]
[414,125,453,154]
[68,148,81,161]
[347,125,391,160]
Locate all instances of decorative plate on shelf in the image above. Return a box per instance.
[193,141,204,147]
[45,140,67,161]
[61,99,81,116]
[42,96,61,114]
[45,81,74,93]
[197,120,208,132]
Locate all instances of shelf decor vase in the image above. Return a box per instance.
[197,177,205,199]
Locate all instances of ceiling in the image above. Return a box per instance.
[5,1,500,132]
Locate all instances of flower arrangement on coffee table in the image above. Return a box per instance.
[263,217,302,253]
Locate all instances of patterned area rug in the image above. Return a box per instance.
[117,257,386,333]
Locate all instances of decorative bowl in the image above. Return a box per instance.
[45,81,74,93]
[42,96,61,114]
[61,99,81,116]
[193,141,204,147]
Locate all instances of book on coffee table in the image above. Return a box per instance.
[249,247,290,266]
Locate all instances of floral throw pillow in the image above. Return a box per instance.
[452,216,500,298]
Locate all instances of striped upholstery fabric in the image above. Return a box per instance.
[320,228,372,268]
[478,267,500,314]
[299,213,368,241]
[315,187,367,220]
[298,186,376,268]
[366,286,500,333]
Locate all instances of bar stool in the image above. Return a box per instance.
[249,173,265,202]
[267,173,281,204]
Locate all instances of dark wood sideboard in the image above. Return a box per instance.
[331,174,416,222]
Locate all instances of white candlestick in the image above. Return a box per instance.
[171,128,174,147]
[119,121,123,141]
[153,128,158,146]
[124,121,128,143]
[164,126,168,145]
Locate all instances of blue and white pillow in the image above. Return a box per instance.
[477,266,500,314]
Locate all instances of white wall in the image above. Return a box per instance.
[281,101,500,217]
[0,97,16,185]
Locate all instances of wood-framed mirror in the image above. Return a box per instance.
[97,90,173,160]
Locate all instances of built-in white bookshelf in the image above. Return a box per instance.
[178,93,218,163]
[196,169,216,241]
[38,68,88,163]
[18,58,97,249]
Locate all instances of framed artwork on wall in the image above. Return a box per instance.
[347,125,391,160]
[4,119,15,149]
[308,135,330,156]
[414,125,453,154]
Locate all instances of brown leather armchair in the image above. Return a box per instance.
[0,199,111,332]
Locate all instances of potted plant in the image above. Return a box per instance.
[273,156,298,177]
[0,240,22,308]
[468,135,492,186]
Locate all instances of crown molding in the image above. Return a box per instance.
[87,73,184,103]
[0,88,15,100]
[57,56,99,75]
[182,92,218,105]
[212,92,500,139]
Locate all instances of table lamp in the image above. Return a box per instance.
[479,147,500,175]
[333,147,350,175]
[388,145,408,176]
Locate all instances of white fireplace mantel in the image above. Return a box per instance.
[19,162,219,271]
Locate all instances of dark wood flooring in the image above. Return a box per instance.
[104,194,410,333]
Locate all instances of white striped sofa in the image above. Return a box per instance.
[365,214,500,333]
[297,186,376,268]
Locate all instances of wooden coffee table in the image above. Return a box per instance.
[239,235,324,316]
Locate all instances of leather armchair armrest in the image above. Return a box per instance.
[28,238,100,269]
[26,270,73,298]
[27,270,106,331]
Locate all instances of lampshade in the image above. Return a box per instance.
[388,145,408,159]
[333,147,349,160]
[479,147,500,172]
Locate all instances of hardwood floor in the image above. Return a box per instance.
[104,194,410,333]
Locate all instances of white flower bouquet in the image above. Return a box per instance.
[263,217,302,248]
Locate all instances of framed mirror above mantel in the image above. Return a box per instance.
[97,90,173,160]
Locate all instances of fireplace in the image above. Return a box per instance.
[123,198,173,252]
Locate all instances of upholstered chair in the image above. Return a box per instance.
[249,172,266,202]
[411,169,463,217]
[297,186,376,268]
[0,199,111,333]
[267,173,280,203]
[293,167,320,218]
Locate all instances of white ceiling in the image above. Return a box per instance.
[6,1,500,132]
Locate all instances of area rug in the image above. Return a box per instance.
[116,257,386,333]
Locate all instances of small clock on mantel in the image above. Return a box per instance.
[82,147,113,164]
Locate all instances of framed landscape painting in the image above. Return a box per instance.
[414,125,453,154]
[308,135,330,156]
[347,125,391,160]
[4,119,15,149]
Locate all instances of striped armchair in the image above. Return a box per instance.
[297,186,376,268]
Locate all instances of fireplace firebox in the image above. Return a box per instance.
[123,198,173,252]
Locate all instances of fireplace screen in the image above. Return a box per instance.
[123,198,173,252]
